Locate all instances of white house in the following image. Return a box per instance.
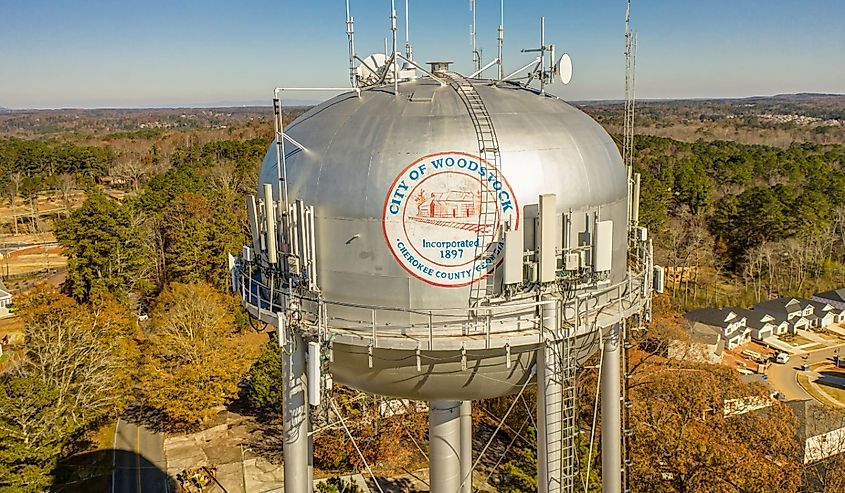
[754,298,813,334]
[788,400,845,464]
[669,321,724,364]
[732,308,788,340]
[684,308,750,350]
[0,279,12,317]
[812,289,845,323]
[804,299,837,328]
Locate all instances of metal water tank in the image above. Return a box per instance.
[239,73,652,493]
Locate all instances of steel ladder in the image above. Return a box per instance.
[441,71,502,308]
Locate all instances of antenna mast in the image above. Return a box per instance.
[470,0,480,73]
[621,4,638,493]
[623,0,637,177]
[391,0,399,95]
[345,0,357,88]
[405,0,412,60]
[497,0,504,80]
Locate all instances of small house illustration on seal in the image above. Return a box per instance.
[411,188,494,233]
[416,189,480,218]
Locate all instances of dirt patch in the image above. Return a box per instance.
[0,316,23,338]
[722,342,776,371]
[0,192,84,222]
[1,232,67,293]
[781,334,814,346]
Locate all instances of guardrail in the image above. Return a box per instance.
[235,262,650,349]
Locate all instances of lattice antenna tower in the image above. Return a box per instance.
[623,0,637,179]
[622,5,639,493]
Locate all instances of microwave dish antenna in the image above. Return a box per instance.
[356,53,389,85]
[555,53,573,84]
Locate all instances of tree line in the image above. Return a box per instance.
[1,137,267,491]
[0,137,113,178]
[635,136,845,306]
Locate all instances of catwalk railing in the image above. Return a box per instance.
[234,263,651,349]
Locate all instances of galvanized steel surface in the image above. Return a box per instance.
[258,78,629,313]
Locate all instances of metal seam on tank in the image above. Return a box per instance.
[311,94,372,213]
[570,131,591,199]
[355,89,402,218]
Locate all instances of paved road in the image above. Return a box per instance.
[766,343,845,401]
[112,418,169,493]
[0,241,58,252]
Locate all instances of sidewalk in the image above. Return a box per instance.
[826,324,845,337]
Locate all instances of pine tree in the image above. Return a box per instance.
[56,187,147,301]
[246,339,284,413]
[0,376,77,493]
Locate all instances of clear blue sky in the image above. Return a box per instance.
[1,0,843,108]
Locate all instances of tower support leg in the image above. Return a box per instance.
[429,400,462,493]
[601,325,622,493]
[538,340,563,492]
[283,331,311,493]
[460,400,472,493]
[538,300,562,493]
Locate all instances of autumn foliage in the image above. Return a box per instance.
[138,282,258,431]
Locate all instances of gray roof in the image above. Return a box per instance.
[787,399,845,441]
[731,308,770,329]
[815,288,845,304]
[804,298,834,313]
[754,297,803,314]
[685,308,739,327]
[688,321,721,345]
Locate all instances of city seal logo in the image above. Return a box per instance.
[382,151,519,287]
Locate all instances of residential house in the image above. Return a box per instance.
[804,298,838,328]
[731,307,788,341]
[787,399,845,464]
[812,289,845,323]
[669,321,724,364]
[684,308,750,350]
[753,298,813,334]
[0,278,11,317]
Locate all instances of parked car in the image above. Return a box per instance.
[775,352,789,364]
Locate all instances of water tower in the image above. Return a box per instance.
[231,2,653,492]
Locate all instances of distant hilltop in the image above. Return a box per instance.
[577,92,844,105]
[768,93,845,100]
[2,93,843,111]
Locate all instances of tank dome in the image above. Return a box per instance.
[259,78,628,316]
